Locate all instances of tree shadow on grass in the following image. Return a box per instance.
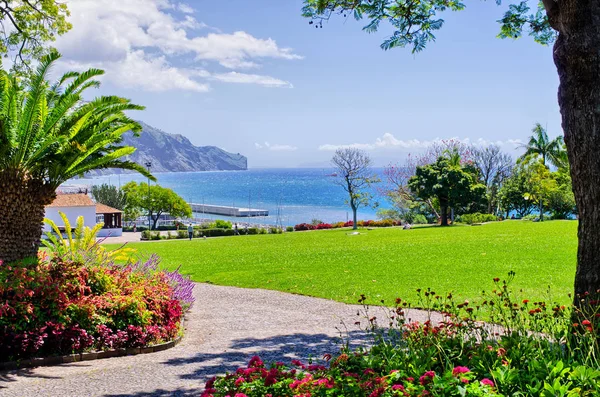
[104,330,372,397]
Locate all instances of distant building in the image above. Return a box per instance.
[44,193,123,237]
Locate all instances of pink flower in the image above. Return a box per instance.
[481,378,495,387]
[391,384,405,391]
[234,394,248,397]
[452,366,470,376]
[419,371,435,385]
[234,377,245,387]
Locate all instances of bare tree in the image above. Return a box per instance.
[331,148,379,230]
[470,145,514,214]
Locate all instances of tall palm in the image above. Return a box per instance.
[0,51,153,263]
[520,123,567,169]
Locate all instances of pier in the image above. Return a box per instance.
[189,203,269,217]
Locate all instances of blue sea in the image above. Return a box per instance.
[73,168,390,226]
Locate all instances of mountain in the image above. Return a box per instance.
[102,121,247,174]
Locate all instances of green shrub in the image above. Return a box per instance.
[177,230,187,239]
[522,214,539,221]
[286,226,294,232]
[269,227,283,234]
[151,231,161,240]
[247,227,259,235]
[258,228,267,234]
[411,214,428,224]
[141,230,151,240]
[460,212,498,225]
[209,219,232,229]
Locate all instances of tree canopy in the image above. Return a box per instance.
[0,1,71,73]
[91,184,127,211]
[408,151,486,226]
[302,0,555,53]
[122,182,192,230]
[520,123,567,169]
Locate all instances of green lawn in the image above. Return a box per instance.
[108,221,577,305]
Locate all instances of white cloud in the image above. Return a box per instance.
[211,72,293,88]
[318,133,524,151]
[55,0,301,92]
[255,142,298,151]
[177,3,194,14]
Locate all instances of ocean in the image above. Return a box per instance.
[73,168,390,226]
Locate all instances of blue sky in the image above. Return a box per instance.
[55,0,561,168]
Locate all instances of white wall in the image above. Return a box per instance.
[43,206,97,232]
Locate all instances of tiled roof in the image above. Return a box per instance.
[95,203,123,214]
[47,194,94,208]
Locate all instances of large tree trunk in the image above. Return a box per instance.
[0,169,55,263]
[548,0,600,302]
[352,205,358,230]
[440,200,449,226]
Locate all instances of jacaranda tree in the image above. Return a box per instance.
[302,0,600,305]
[0,50,152,263]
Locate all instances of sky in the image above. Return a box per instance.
[52,0,562,168]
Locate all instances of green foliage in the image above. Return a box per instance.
[122,182,192,230]
[91,184,127,210]
[302,0,553,54]
[286,226,294,232]
[521,156,558,221]
[409,151,487,225]
[459,212,499,225]
[548,167,576,219]
[209,219,232,229]
[42,212,134,262]
[0,1,72,74]
[520,123,567,169]
[498,164,535,217]
[0,50,153,185]
[109,221,577,306]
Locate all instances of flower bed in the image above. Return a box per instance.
[294,220,401,231]
[201,275,600,396]
[201,356,498,397]
[0,249,193,361]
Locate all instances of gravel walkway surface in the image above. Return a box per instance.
[0,284,433,397]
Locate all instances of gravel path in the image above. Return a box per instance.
[0,284,434,397]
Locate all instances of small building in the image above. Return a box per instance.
[44,194,97,233]
[95,203,123,237]
[44,194,123,237]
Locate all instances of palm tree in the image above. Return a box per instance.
[520,123,567,169]
[0,51,153,263]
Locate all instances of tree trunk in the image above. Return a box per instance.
[440,201,449,226]
[548,0,600,302]
[352,205,358,230]
[0,169,55,263]
[539,200,544,222]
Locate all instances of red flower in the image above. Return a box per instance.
[248,356,264,368]
[481,378,495,387]
[419,371,435,385]
[452,366,470,376]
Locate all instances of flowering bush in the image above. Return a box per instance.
[200,356,498,397]
[202,274,600,396]
[0,252,191,360]
[294,220,401,231]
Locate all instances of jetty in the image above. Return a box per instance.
[189,203,269,217]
